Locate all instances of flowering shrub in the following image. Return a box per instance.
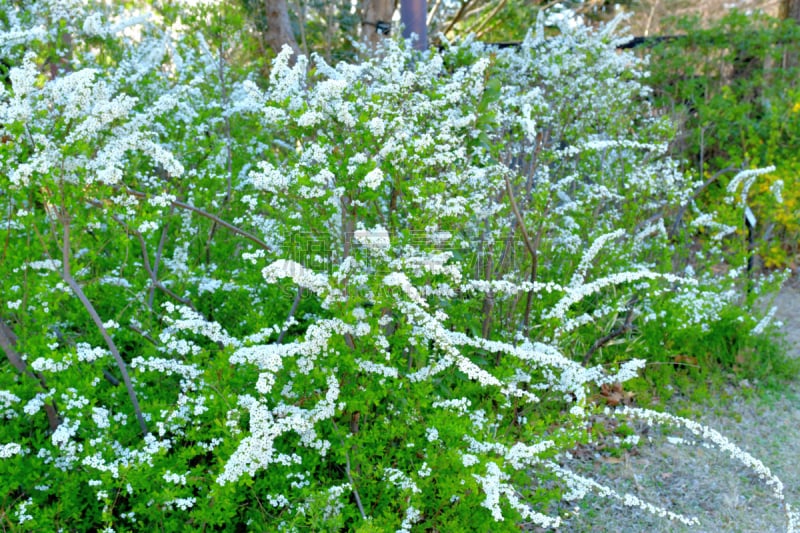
[0,2,796,531]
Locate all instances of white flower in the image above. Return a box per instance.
[384,467,421,493]
[461,453,479,467]
[361,167,384,190]
[91,407,111,429]
[354,225,390,251]
[262,259,329,294]
[82,12,108,38]
[425,427,439,442]
[137,220,159,234]
[163,470,188,485]
[0,442,23,458]
[368,117,385,137]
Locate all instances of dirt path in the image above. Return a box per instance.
[560,279,800,532]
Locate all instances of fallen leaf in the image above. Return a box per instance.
[673,354,698,366]
[599,382,635,406]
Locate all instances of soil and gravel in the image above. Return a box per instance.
[557,276,800,532]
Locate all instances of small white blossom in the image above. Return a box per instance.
[361,167,384,190]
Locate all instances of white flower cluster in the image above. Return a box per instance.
[355,358,399,379]
[218,374,339,485]
[361,167,384,190]
[0,442,23,458]
[0,390,20,419]
[163,470,188,485]
[397,505,422,533]
[321,483,351,522]
[726,166,777,205]
[263,260,329,295]
[160,303,240,347]
[353,224,391,251]
[383,467,421,494]
[752,305,777,335]
[163,497,196,511]
[472,461,562,529]
[618,406,790,504]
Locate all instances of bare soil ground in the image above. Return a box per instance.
[559,278,800,532]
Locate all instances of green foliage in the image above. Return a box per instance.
[648,11,800,269]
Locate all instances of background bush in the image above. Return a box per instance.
[648,11,800,270]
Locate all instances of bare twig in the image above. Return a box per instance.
[466,0,508,36]
[86,199,197,312]
[504,172,548,332]
[427,0,443,26]
[503,174,537,261]
[669,166,737,238]
[203,45,235,265]
[219,44,233,206]
[443,0,479,35]
[480,220,494,340]
[0,319,31,377]
[132,229,197,311]
[345,450,367,520]
[277,288,302,344]
[102,369,121,387]
[582,296,638,366]
[0,318,61,431]
[60,217,148,436]
[643,0,661,37]
[125,188,272,253]
[148,205,174,309]
[129,323,158,346]
[331,418,367,520]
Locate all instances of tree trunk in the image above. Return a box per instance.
[780,0,800,69]
[401,0,428,49]
[361,0,395,48]
[780,0,800,21]
[264,0,302,60]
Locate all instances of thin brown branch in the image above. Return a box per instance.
[345,450,367,520]
[129,323,158,346]
[504,172,547,332]
[0,319,30,377]
[125,188,272,253]
[582,296,638,367]
[669,165,737,238]
[480,221,494,340]
[132,230,197,311]
[466,0,507,36]
[443,0,479,35]
[277,288,302,344]
[503,173,537,259]
[148,205,175,309]
[0,318,60,431]
[60,218,148,436]
[203,47,235,266]
[427,0,443,26]
[86,198,197,312]
[219,44,233,206]
[475,17,503,40]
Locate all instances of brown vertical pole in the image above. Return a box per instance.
[780,0,800,68]
[401,0,428,50]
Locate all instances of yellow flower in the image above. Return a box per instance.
[792,101,800,113]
